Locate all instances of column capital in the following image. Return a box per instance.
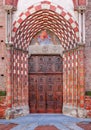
[3,5,17,11]
[77,43,85,49]
[3,5,14,11]
[6,43,13,50]
[76,6,86,12]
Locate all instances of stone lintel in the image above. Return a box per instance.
[74,6,87,12]
[29,45,64,56]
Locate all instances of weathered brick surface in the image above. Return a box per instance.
[5,0,18,8]
[85,96,91,117]
[63,46,85,108]
[85,0,91,91]
[0,0,7,91]
[0,96,7,118]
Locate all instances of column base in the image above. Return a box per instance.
[63,104,87,118]
[5,105,29,119]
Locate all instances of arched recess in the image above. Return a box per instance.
[6,1,86,118]
[12,1,79,50]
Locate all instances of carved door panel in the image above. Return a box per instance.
[28,56,37,73]
[29,75,37,113]
[46,75,55,112]
[54,75,63,112]
[54,56,63,72]
[37,76,46,112]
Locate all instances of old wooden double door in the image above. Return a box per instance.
[28,55,63,113]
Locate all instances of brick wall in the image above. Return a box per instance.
[0,0,6,91]
[85,96,91,117]
[85,0,91,91]
[5,0,18,8]
[0,96,7,118]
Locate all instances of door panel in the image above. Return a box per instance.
[28,55,63,113]
[37,76,46,112]
[29,75,37,112]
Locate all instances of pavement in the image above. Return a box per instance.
[0,114,91,130]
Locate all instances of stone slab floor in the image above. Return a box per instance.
[0,114,91,130]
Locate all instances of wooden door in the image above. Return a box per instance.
[28,55,63,113]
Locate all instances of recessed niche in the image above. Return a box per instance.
[1,40,3,42]
[1,74,4,77]
[0,25,3,28]
[1,57,4,60]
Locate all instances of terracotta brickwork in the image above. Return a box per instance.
[85,0,91,91]
[12,1,79,51]
[73,0,87,6]
[12,49,28,107]
[73,0,87,9]
[78,0,86,6]
[78,46,85,108]
[0,0,7,91]
[63,45,85,108]
[11,1,79,107]
[0,96,7,118]
[5,0,18,7]
[85,96,91,117]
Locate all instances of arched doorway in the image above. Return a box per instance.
[6,1,85,119]
[28,55,63,113]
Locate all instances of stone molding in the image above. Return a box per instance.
[29,45,64,56]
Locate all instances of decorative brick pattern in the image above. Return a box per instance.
[78,46,85,108]
[63,51,75,106]
[4,1,87,118]
[12,1,79,50]
[12,49,28,107]
[63,45,85,108]
[85,1,91,91]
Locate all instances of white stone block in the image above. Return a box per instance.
[64,14,70,20]
[41,4,50,9]
[21,14,27,20]
[29,8,36,14]
[71,22,76,28]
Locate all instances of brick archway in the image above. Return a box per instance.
[12,1,79,50]
[6,1,85,118]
